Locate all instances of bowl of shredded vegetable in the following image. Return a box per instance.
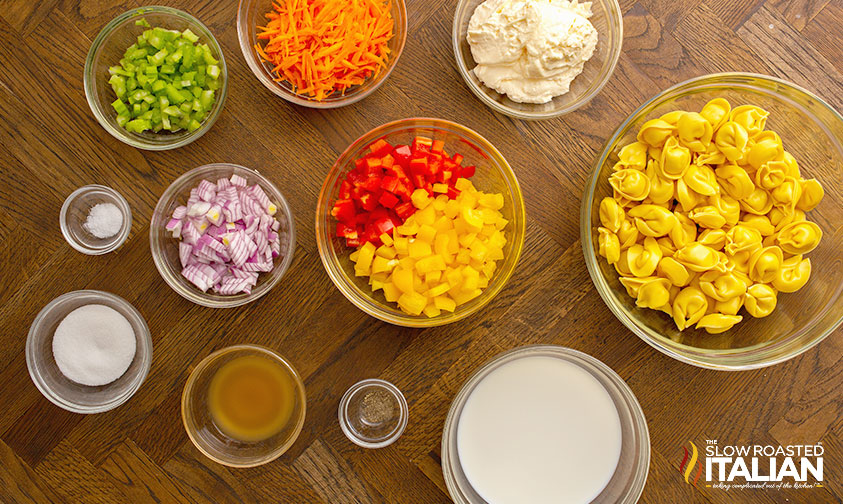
[237,0,407,108]
[84,6,228,150]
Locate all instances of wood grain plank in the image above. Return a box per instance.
[100,439,200,504]
[33,440,131,504]
[801,0,843,74]
[0,0,61,36]
[0,439,61,504]
[292,439,382,504]
[737,5,843,110]
[768,0,831,30]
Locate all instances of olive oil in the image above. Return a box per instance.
[208,355,296,442]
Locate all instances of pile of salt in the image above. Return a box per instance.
[83,203,123,239]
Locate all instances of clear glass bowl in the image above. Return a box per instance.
[453,0,622,120]
[84,6,228,150]
[315,118,527,327]
[181,344,306,468]
[149,163,296,308]
[442,345,650,504]
[60,185,132,255]
[338,379,408,449]
[26,290,153,414]
[581,73,843,370]
[237,0,407,108]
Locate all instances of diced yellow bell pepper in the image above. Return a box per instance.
[416,224,436,244]
[445,199,460,219]
[423,304,441,317]
[434,295,456,312]
[393,268,414,293]
[394,236,409,255]
[425,271,442,284]
[398,256,416,270]
[479,193,504,209]
[349,250,360,262]
[452,288,482,306]
[411,188,431,209]
[495,217,509,230]
[383,282,401,302]
[398,292,427,315]
[379,233,394,246]
[371,255,394,274]
[376,245,397,259]
[469,241,488,262]
[355,242,376,275]
[427,283,450,297]
[432,183,448,193]
[459,232,477,248]
[455,178,474,192]
[396,221,419,235]
[416,255,446,274]
[446,268,462,287]
[461,207,484,230]
[415,205,436,226]
[456,249,471,264]
[371,280,384,292]
[408,240,432,258]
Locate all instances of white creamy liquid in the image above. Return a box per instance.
[456,355,622,504]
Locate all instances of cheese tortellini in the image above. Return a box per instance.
[595,99,825,334]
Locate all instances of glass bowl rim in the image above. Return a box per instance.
[149,162,297,309]
[315,117,527,327]
[441,344,650,504]
[26,289,153,414]
[60,184,133,255]
[83,5,229,151]
[337,378,409,449]
[580,71,843,370]
[451,0,623,120]
[180,343,307,468]
[235,0,408,109]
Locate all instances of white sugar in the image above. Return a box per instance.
[52,304,136,387]
[83,203,123,239]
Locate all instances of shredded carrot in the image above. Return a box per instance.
[255,0,394,100]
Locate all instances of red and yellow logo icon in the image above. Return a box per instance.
[679,441,703,486]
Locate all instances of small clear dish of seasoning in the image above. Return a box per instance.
[26,290,152,413]
[339,379,408,448]
[60,185,132,255]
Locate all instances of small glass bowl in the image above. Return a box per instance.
[315,118,527,327]
[582,73,843,369]
[338,379,408,449]
[181,345,306,468]
[60,185,132,255]
[149,163,296,308]
[442,345,650,504]
[26,290,153,414]
[236,0,407,108]
[84,6,228,150]
[453,0,622,120]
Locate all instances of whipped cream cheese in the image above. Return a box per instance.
[467,0,598,104]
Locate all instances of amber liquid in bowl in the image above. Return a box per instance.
[208,355,296,442]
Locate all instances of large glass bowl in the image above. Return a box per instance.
[582,73,843,370]
[453,0,622,120]
[442,345,650,504]
[236,0,407,108]
[316,118,526,327]
[84,6,228,150]
[150,163,296,308]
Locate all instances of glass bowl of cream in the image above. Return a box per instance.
[453,0,622,120]
[442,345,649,504]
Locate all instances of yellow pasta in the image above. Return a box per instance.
[596,98,825,333]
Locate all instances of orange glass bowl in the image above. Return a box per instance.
[316,118,526,327]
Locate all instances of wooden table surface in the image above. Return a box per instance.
[1,0,841,503]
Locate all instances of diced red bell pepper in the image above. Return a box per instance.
[361,176,382,192]
[348,170,367,186]
[358,192,377,211]
[336,222,358,239]
[393,180,412,201]
[412,173,427,189]
[447,186,461,200]
[346,236,361,247]
[369,138,393,156]
[412,136,433,154]
[380,154,394,169]
[428,157,442,176]
[378,191,399,208]
[452,153,464,165]
[331,199,356,224]
[393,144,412,165]
[380,176,399,193]
[459,165,476,179]
[409,157,428,176]
[432,139,445,153]
[394,201,415,220]
[365,157,382,170]
[372,216,397,236]
[339,180,352,199]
